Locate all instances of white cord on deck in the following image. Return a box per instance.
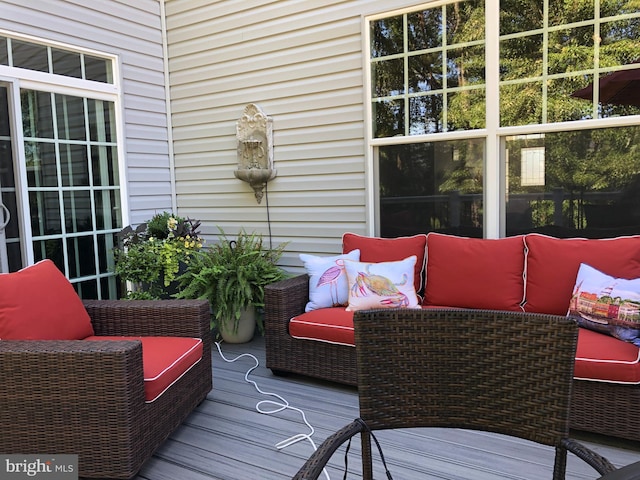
[215,341,331,480]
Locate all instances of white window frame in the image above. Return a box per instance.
[364,1,640,238]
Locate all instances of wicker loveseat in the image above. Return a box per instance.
[0,261,212,479]
[264,232,640,443]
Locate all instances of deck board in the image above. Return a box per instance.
[133,337,640,480]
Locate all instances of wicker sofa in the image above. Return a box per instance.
[0,261,212,479]
[264,232,640,443]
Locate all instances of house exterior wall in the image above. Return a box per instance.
[164,0,424,270]
[0,0,173,226]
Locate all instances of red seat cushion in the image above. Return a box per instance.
[523,234,640,315]
[0,259,94,340]
[342,233,427,295]
[85,336,203,402]
[290,308,355,346]
[574,328,640,384]
[423,233,526,311]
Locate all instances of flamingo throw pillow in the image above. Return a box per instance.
[343,256,420,311]
[300,249,360,312]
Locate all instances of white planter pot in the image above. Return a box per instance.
[219,307,256,343]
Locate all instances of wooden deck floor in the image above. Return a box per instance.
[133,337,640,480]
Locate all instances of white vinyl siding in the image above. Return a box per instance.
[0,0,173,227]
[165,0,424,270]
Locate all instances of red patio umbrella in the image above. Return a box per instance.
[571,61,640,107]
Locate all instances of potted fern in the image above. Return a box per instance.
[176,228,287,343]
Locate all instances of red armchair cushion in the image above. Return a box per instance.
[342,232,427,295]
[574,328,640,384]
[524,234,640,315]
[0,259,94,340]
[423,233,526,311]
[290,308,355,346]
[85,336,203,402]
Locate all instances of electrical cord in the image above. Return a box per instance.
[214,341,330,480]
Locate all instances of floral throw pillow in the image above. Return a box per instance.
[300,249,360,312]
[344,256,420,311]
[567,263,640,346]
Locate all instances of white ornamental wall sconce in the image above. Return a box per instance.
[234,103,276,204]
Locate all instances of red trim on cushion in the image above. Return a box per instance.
[574,328,640,384]
[423,233,526,311]
[290,308,355,346]
[0,259,94,340]
[342,233,427,296]
[523,234,640,315]
[85,336,203,402]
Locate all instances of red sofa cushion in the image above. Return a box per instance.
[342,233,427,295]
[86,336,203,402]
[423,233,526,311]
[574,328,640,384]
[0,259,94,340]
[524,234,640,315]
[290,308,355,346]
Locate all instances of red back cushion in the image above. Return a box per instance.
[423,233,526,311]
[342,232,427,294]
[523,234,640,315]
[0,259,94,340]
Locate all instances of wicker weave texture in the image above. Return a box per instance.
[264,274,640,442]
[354,309,577,445]
[292,309,616,480]
[0,299,212,479]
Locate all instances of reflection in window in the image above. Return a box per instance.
[506,126,640,237]
[370,1,486,137]
[379,139,484,238]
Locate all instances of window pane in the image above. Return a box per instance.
[91,145,119,186]
[84,55,112,83]
[408,53,442,93]
[500,34,543,81]
[379,139,484,238]
[67,235,96,277]
[30,191,61,236]
[371,15,404,58]
[448,46,485,86]
[506,126,640,238]
[373,99,404,138]
[56,94,86,141]
[60,144,89,187]
[448,89,485,129]
[64,191,93,233]
[372,59,404,97]
[549,0,594,25]
[94,189,121,230]
[409,95,444,134]
[52,48,82,78]
[22,90,54,138]
[33,238,63,269]
[0,37,7,65]
[500,81,543,126]
[26,141,57,188]
[408,9,442,51]
[12,40,48,72]
[88,99,116,142]
[500,1,543,35]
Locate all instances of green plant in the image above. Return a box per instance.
[114,212,203,299]
[176,228,288,334]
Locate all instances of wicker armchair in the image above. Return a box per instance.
[0,299,212,479]
[293,309,617,480]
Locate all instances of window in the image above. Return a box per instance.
[369,1,640,239]
[0,33,122,299]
